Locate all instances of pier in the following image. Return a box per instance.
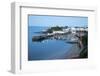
[32,32,68,42]
[32,34,54,42]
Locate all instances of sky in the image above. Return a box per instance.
[28,15,88,27]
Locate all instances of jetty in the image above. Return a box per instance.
[32,34,54,42]
[32,32,69,42]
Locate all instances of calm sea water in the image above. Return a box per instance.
[28,26,73,60]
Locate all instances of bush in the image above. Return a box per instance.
[46,26,63,33]
[79,34,88,58]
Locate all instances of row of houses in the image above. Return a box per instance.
[52,27,88,34]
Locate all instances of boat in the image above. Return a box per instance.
[66,38,78,44]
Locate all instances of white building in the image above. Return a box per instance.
[53,31,64,34]
[63,28,70,32]
[75,27,88,31]
[71,27,76,33]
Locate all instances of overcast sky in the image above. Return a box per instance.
[28,15,88,27]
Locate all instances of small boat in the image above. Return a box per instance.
[66,38,78,44]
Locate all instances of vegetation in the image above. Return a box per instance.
[79,33,88,58]
[79,46,88,58]
[46,26,63,33]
